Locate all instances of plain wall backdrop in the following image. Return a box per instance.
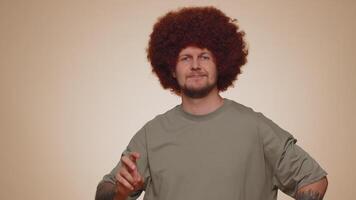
[1,0,355,199]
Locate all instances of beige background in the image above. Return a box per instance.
[1,0,355,199]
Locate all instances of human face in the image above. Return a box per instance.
[173,46,218,98]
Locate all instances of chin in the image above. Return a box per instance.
[182,84,216,98]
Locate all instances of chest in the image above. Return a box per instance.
[147,118,262,181]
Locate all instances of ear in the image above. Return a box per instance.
[172,71,176,78]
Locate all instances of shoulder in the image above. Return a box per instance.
[140,104,179,129]
[224,99,290,137]
[227,99,280,123]
[225,98,262,120]
[227,99,257,114]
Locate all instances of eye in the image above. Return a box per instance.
[199,54,210,60]
[180,56,190,61]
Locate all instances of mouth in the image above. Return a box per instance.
[187,74,207,78]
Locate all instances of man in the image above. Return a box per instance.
[96,6,328,200]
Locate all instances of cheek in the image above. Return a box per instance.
[174,71,186,84]
[208,66,218,80]
[175,66,187,80]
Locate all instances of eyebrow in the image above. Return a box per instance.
[178,52,211,57]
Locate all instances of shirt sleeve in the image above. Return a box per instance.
[99,125,151,200]
[256,112,328,197]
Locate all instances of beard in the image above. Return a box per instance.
[181,81,217,99]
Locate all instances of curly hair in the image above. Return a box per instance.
[147,6,248,95]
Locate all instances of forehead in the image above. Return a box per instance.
[178,46,213,56]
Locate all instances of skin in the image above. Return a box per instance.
[173,46,225,115]
[112,46,328,200]
[113,152,144,200]
[295,177,328,200]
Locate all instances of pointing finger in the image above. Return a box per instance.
[121,155,136,171]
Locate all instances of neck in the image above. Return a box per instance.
[181,87,224,115]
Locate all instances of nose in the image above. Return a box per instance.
[191,58,201,70]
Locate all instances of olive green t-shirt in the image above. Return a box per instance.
[101,98,327,200]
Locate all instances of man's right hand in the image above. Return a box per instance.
[114,152,144,200]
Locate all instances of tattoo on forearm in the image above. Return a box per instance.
[296,190,324,200]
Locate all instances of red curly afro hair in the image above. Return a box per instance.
[147,6,248,95]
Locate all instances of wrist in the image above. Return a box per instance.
[114,192,127,200]
[114,194,127,200]
[113,185,128,200]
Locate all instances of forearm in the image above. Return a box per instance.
[95,181,116,200]
[295,177,328,200]
[95,181,117,200]
[95,181,130,200]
